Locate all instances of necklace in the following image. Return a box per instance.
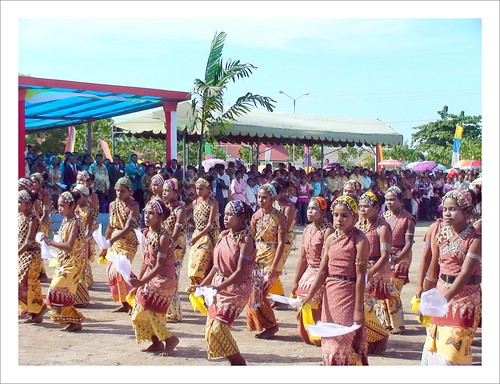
[229,227,249,244]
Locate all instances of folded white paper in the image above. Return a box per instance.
[106,253,132,285]
[195,286,217,306]
[306,321,362,337]
[134,228,145,247]
[35,232,58,260]
[92,224,111,249]
[420,288,448,317]
[268,294,301,307]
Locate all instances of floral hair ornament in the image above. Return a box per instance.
[60,191,75,204]
[164,178,180,191]
[151,174,165,186]
[332,195,358,215]
[313,196,328,211]
[30,172,45,186]
[228,200,245,215]
[386,186,403,197]
[19,190,32,203]
[360,191,379,206]
[77,170,91,181]
[195,178,210,188]
[443,189,472,209]
[73,184,89,196]
[18,178,34,190]
[116,176,133,190]
[146,199,164,214]
[260,183,278,198]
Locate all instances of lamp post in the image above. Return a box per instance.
[278,90,310,114]
[279,91,310,165]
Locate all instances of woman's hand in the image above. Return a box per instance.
[129,277,143,288]
[185,285,198,293]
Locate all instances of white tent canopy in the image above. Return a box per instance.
[113,102,403,147]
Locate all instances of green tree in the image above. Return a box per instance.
[411,106,481,165]
[191,31,276,174]
[383,142,421,164]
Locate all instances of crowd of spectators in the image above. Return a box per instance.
[24,143,481,224]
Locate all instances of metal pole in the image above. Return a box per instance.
[320,143,324,169]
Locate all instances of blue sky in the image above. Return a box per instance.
[9,2,493,145]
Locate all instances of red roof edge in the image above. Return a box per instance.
[18,76,191,101]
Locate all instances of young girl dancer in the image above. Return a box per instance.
[105,177,141,313]
[246,183,287,339]
[199,200,255,365]
[130,199,180,356]
[381,186,416,334]
[356,191,393,354]
[292,196,333,346]
[162,178,187,322]
[42,191,86,332]
[301,194,369,365]
[421,189,481,365]
[18,190,47,323]
[187,177,219,286]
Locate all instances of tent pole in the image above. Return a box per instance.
[111,125,115,156]
[19,87,27,178]
[182,130,187,177]
[320,143,324,169]
[87,120,92,154]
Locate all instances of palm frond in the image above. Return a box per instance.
[204,31,226,83]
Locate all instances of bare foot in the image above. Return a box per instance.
[24,305,48,324]
[255,325,279,339]
[112,303,131,313]
[141,340,165,352]
[61,323,83,332]
[159,335,179,356]
[390,326,405,335]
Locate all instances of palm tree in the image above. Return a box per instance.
[190,31,276,174]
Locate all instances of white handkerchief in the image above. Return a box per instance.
[306,321,362,337]
[106,253,132,285]
[92,224,111,249]
[35,232,58,260]
[134,228,145,247]
[195,286,217,306]
[420,288,448,317]
[268,294,301,307]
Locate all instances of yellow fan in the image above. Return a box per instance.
[125,293,135,307]
[189,292,207,315]
[302,303,321,342]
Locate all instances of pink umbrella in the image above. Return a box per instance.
[378,159,404,168]
[412,161,438,172]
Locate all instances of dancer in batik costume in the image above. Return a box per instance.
[105,177,140,313]
[269,179,297,309]
[162,178,187,322]
[187,177,219,286]
[292,197,333,346]
[41,191,86,332]
[246,183,287,339]
[198,200,255,365]
[18,190,47,323]
[356,191,393,354]
[421,189,481,365]
[301,194,369,365]
[381,186,416,334]
[130,199,179,356]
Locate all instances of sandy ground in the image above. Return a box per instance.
[17,220,482,370]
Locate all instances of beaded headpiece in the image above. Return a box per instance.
[60,191,75,204]
[260,183,277,198]
[386,186,403,197]
[116,176,133,190]
[227,200,245,215]
[77,170,91,181]
[195,178,210,188]
[18,190,32,203]
[344,179,361,191]
[146,199,164,214]
[73,184,89,196]
[332,195,358,215]
[30,172,45,186]
[360,191,379,206]
[18,178,34,190]
[312,196,328,211]
[151,174,165,186]
[443,189,472,209]
[163,178,180,191]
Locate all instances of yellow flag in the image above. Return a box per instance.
[454,124,464,139]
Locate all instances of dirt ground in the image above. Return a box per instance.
[16,220,482,372]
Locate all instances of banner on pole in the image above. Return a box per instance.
[65,126,75,153]
[451,124,463,166]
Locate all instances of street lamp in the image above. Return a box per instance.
[278,90,310,114]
